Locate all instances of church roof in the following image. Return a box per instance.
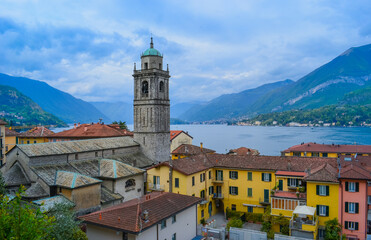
[142,37,162,57]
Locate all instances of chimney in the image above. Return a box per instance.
[84,127,88,132]
[200,142,203,150]
[99,213,102,220]
[74,123,77,129]
[78,123,80,127]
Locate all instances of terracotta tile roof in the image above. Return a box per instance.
[48,123,133,139]
[79,192,201,234]
[170,130,193,141]
[172,144,215,155]
[5,128,20,136]
[282,142,371,154]
[339,164,371,180]
[304,163,339,183]
[273,191,306,199]
[228,147,259,156]
[275,171,307,177]
[151,154,337,176]
[0,119,7,125]
[19,126,54,137]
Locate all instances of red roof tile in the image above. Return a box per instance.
[274,191,306,199]
[19,127,54,137]
[48,123,133,139]
[229,147,259,156]
[170,130,193,141]
[5,128,20,136]
[79,192,201,234]
[172,144,215,155]
[282,142,371,154]
[339,164,371,180]
[276,171,307,177]
[304,163,339,183]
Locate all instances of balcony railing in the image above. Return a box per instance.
[212,193,224,199]
[211,177,224,183]
[290,216,318,231]
[259,197,270,205]
[148,183,165,191]
[200,198,208,205]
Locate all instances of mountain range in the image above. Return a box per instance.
[180,43,371,122]
[0,85,66,126]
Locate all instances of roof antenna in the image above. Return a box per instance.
[150,34,154,49]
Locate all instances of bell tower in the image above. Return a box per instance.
[133,37,170,163]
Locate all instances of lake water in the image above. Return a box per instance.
[52,124,371,156]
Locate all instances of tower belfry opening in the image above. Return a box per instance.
[133,38,170,163]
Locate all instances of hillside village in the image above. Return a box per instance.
[1,39,371,240]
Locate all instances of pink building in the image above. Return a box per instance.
[339,160,371,240]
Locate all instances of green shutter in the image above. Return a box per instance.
[296,179,299,186]
[269,173,272,182]
[326,186,329,196]
[236,172,238,179]
[248,188,252,197]
[229,187,232,194]
[248,172,252,180]
[316,185,319,195]
[287,179,290,187]
[236,187,238,195]
[278,180,283,191]
[356,182,359,192]
[316,205,319,215]
[229,171,232,179]
[262,173,264,181]
[344,221,348,229]
[355,203,359,213]
[345,202,348,212]
[355,222,359,230]
[345,182,348,191]
[326,206,329,217]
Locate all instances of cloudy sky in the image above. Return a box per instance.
[0,0,370,104]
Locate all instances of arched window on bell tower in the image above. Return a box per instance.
[142,81,148,97]
[159,81,164,92]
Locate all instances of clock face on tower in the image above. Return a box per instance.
[132,38,171,163]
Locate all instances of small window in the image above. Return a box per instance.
[229,171,238,180]
[209,186,214,195]
[229,186,238,195]
[348,202,357,213]
[288,178,298,187]
[200,190,205,199]
[200,173,205,182]
[247,172,252,181]
[368,196,371,205]
[322,153,328,157]
[175,178,179,188]
[248,206,253,213]
[348,182,356,192]
[95,152,98,157]
[192,176,195,186]
[312,152,319,157]
[144,62,148,69]
[247,188,252,197]
[172,233,176,240]
[262,173,271,182]
[293,152,301,157]
[317,185,329,196]
[142,81,149,94]
[172,215,176,223]
[231,204,236,211]
[209,171,211,179]
[161,219,166,229]
[318,205,327,216]
[27,140,30,144]
[201,210,204,218]
[159,81,164,92]
[159,63,162,70]
[33,141,37,143]
[112,149,115,155]
[75,154,78,160]
[345,221,359,231]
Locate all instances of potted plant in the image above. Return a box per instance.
[200,218,206,226]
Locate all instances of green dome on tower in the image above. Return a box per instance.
[142,37,162,57]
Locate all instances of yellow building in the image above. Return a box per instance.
[282,142,371,158]
[5,128,19,153]
[147,153,341,238]
[170,130,193,152]
[18,126,54,144]
[0,120,6,166]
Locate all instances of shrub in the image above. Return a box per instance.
[261,221,272,232]
[267,229,275,239]
[227,218,243,230]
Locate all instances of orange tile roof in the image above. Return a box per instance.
[172,144,215,155]
[19,126,54,137]
[48,123,133,139]
[79,192,201,234]
[282,142,371,154]
[339,164,371,180]
[5,128,20,136]
[274,191,306,199]
[275,171,307,177]
[229,147,259,156]
[170,130,193,141]
[304,163,339,183]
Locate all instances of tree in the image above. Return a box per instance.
[0,171,6,196]
[112,120,128,130]
[47,202,87,240]
[0,186,55,239]
[324,218,341,240]
[227,218,243,230]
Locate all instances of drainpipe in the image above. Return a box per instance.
[169,159,173,193]
[340,180,343,237]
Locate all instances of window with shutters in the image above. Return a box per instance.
[248,206,253,213]
[247,172,252,181]
[229,186,238,195]
[209,186,214,195]
[262,173,271,182]
[247,188,253,197]
[318,205,327,216]
[345,202,359,214]
[229,171,238,180]
[161,219,167,229]
[318,185,329,196]
[174,178,179,188]
[347,181,359,192]
[200,173,205,182]
[288,178,298,187]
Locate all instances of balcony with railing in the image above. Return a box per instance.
[212,193,224,199]
[211,177,224,184]
[259,197,270,205]
[290,216,318,232]
[148,183,165,191]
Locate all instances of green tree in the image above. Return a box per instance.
[0,186,55,239]
[227,218,243,230]
[112,120,128,130]
[324,218,341,240]
[47,202,87,240]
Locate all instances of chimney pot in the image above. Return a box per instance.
[99,213,102,220]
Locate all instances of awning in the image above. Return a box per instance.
[293,205,316,216]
